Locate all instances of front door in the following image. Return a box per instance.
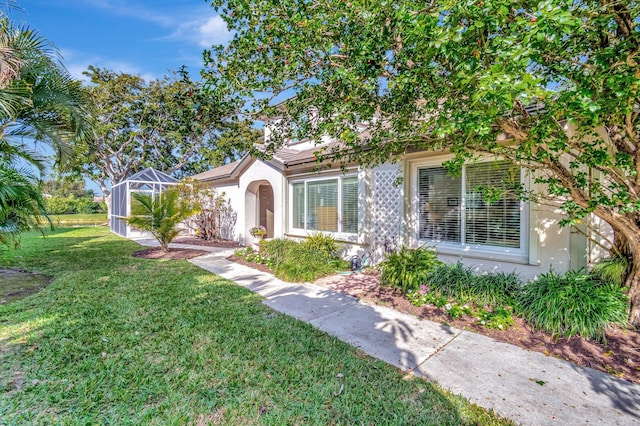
[258,185,274,238]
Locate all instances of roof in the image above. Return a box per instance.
[190,160,242,181]
[126,167,179,183]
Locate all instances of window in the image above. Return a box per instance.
[418,161,522,250]
[290,175,359,234]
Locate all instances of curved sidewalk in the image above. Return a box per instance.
[135,238,640,425]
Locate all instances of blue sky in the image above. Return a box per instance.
[15,0,233,81]
[13,0,234,193]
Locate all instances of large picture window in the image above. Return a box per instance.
[418,161,522,249]
[291,175,359,234]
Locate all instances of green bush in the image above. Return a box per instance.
[303,232,342,258]
[516,270,628,342]
[424,263,521,307]
[273,244,337,282]
[259,236,346,282]
[45,196,76,214]
[260,238,300,265]
[379,246,442,292]
[591,256,628,287]
[75,198,104,214]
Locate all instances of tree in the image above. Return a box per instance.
[67,66,258,220]
[125,189,198,252]
[0,11,88,247]
[0,162,48,248]
[177,180,237,241]
[206,0,640,324]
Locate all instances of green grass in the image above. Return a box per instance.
[0,227,511,425]
[45,213,107,226]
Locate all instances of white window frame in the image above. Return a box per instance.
[288,173,360,238]
[411,157,529,262]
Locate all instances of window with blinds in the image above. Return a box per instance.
[290,175,359,234]
[342,177,359,234]
[292,182,305,229]
[418,161,522,249]
[465,162,521,248]
[418,167,461,242]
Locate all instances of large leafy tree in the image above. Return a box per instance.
[206,0,640,324]
[0,11,88,247]
[68,66,259,219]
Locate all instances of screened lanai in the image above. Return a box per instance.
[110,168,179,238]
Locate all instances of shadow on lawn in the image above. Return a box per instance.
[0,245,485,424]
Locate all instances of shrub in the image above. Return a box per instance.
[75,198,104,214]
[516,270,628,342]
[45,196,76,214]
[425,263,520,307]
[272,243,336,282]
[303,232,342,258]
[259,236,345,282]
[379,246,442,292]
[260,238,300,265]
[591,256,628,287]
[468,272,521,307]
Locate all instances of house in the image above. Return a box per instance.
[191,129,598,280]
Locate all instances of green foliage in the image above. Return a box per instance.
[477,307,515,331]
[302,232,342,258]
[0,227,507,424]
[379,246,442,292]
[272,243,337,282]
[45,196,106,215]
[258,236,346,282]
[516,270,628,342]
[591,257,628,287]
[207,0,640,322]
[125,189,198,252]
[260,238,300,265]
[0,163,50,248]
[425,263,521,307]
[68,67,257,196]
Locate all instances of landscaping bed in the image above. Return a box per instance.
[315,270,640,384]
[229,250,640,384]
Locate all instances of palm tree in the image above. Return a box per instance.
[126,189,199,252]
[0,161,49,248]
[0,12,88,247]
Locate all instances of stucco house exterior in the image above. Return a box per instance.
[191,132,599,280]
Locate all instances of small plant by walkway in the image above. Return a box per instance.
[0,228,510,424]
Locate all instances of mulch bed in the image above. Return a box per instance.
[230,257,640,384]
[132,236,241,260]
[173,236,241,249]
[132,247,210,260]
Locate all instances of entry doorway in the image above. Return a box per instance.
[258,184,274,238]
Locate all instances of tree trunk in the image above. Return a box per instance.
[104,192,112,226]
[619,232,640,326]
[611,227,640,326]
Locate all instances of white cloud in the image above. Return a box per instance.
[168,15,233,48]
[59,48,156,82]
[81,0,232,48]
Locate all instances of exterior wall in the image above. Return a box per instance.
[208,161,285,246]
[397,153,581,280]
[206,154,586,280]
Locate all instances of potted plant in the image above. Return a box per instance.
[249,225,267,239]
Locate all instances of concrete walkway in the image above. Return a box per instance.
[135,238,640,425]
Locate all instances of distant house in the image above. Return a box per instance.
[191,126,600,280]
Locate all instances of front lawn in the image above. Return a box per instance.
[0,228,509,425]
[45,213,107,226]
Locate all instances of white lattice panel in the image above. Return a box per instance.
[372,165,402,258]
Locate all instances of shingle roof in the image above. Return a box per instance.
[190,160,243,182]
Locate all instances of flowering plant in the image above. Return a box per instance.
[249,225,267,237]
